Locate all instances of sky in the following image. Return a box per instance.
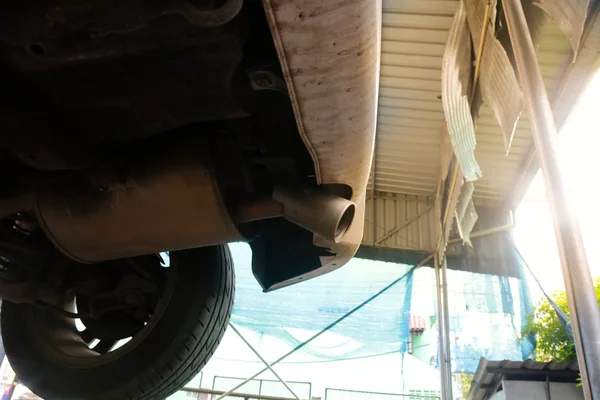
[513,70,600,296]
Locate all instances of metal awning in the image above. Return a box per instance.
[364,0,600,255]
[368,0,455,197]
[468,358,580,400]
[361,1,600,398]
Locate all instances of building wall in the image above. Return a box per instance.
[502,381,584,400]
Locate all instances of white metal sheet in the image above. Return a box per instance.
[534,0,590,52]
[441,1,482,181]
[464,0,524,153]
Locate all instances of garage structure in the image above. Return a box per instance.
[1,1,598,400]
[178,2,600,399]
[177,2,600,399]
[357,0,600,399]
[362,0,599,259]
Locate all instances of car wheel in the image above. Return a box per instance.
[1,245,234,400]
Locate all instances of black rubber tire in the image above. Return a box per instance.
[1,245,234,400]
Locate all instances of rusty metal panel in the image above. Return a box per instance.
[363,193,440,252]
[441,2,482,181]
[534,0,591,52]
[456,182,478,243]
[465,0,524,153]
[456,181,475,223]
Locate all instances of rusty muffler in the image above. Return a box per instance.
[35,140,243,263]
[2,141,356,263]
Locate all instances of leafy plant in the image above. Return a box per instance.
[460,372,474,399]
[522,277,600,362]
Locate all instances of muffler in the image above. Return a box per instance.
[35,140,243,263]
[3,141,356,262]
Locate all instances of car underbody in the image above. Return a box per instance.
[0,1,379,399]
[0,0,364,289]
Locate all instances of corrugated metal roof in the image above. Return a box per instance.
[371,0,572,203]
[365,0,588,253]
[364,194,439,252]
[468,358,580,400]
[464,0,524,153]
[370,0,458,196]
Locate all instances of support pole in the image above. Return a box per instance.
[434,254,453,400]
[434,254,449,400]
[440,257,453,398]
[501,0,600,398]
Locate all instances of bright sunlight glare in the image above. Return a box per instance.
[514,70,600,296]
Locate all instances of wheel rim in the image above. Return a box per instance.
[29,252,177,368]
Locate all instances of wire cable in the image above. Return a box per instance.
[216,256,432,400]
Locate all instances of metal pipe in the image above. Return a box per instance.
[504,4,600,209]
[371,150,377,246]
[180,387,295,400]
[273,188,355,243]
[434,254,451,400]
[235,200,283,223]
[501,0,600,398]
[228,323,301,400]
[470,1,493,101]
[440,257,453,399]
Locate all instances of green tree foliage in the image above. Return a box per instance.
[522,277,600,362]
[460,372,474,399]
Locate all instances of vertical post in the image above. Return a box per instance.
[3,382,16,400]
[434,254,452,400]
[441,257,453,399]
[501,0,600,398]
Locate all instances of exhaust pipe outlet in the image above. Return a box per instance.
[272,188,355,243]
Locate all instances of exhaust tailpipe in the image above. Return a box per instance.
[272,188,355,243]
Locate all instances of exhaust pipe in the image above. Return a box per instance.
[272,187,355,243]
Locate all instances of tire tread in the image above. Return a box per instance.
[2,245,235,400]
